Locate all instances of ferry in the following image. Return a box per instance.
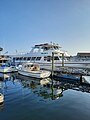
[11,42,90,70]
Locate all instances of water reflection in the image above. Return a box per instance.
[0,73,17,110]
[0,103,4,111]
[0,73,90,120]
[0,73,17,81]
[16,74,63,100]
[16,74,90,100]
[0,73,10,81]
[0,73,90,103]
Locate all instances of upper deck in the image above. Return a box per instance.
[30,43,62,53]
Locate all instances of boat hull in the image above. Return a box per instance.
[18,70,51,79]
[53,74,80,82]
[0,66,17,73]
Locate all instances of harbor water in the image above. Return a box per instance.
[0,73,90,120]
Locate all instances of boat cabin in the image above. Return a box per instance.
[22,63,40,71]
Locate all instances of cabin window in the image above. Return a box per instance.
[16,57,19,60]
[44,56,47,61]
[36,57,41,61]
[3,60,7,63]
[31,57,36,61]
[54,56,59,60]
[23,57,27,60]
[47,56,51,62]
[27,65,30,68]
[0,60,2,63]
[1,55,4,58]
[13,58,15,61]
[6,56,10,58]
[59,56,62,58]
[27,57,31,60]
[0,60,7,63]
[31,64,34,67]
[20,57,23,60]
[24,65,26,68]
[44,47,48,51]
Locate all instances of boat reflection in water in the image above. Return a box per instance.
[0,73,17,111]
[0,73,90,103]
[0,72,17,81]
[17,74,63,100]
[0,102,4,111]
[16,74,90,100]
[0,73,10,81]
[0,73,90,120]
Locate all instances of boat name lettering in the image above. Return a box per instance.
[41,53,48,54]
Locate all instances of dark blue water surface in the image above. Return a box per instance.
[0,73,90,120]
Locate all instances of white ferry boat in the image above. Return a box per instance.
[11,42,90,70]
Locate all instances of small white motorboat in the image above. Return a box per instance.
[0,55,17,73]
[18,63,51,79]
[0,93,4,104]
[0,64,18,73]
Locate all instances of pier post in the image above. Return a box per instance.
[51,52,64,77]
[51,52,54,78]
[51,82,54,100]
[80,74,82,83]
[62,53,64,67]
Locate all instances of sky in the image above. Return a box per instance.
[0,0,90,55]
